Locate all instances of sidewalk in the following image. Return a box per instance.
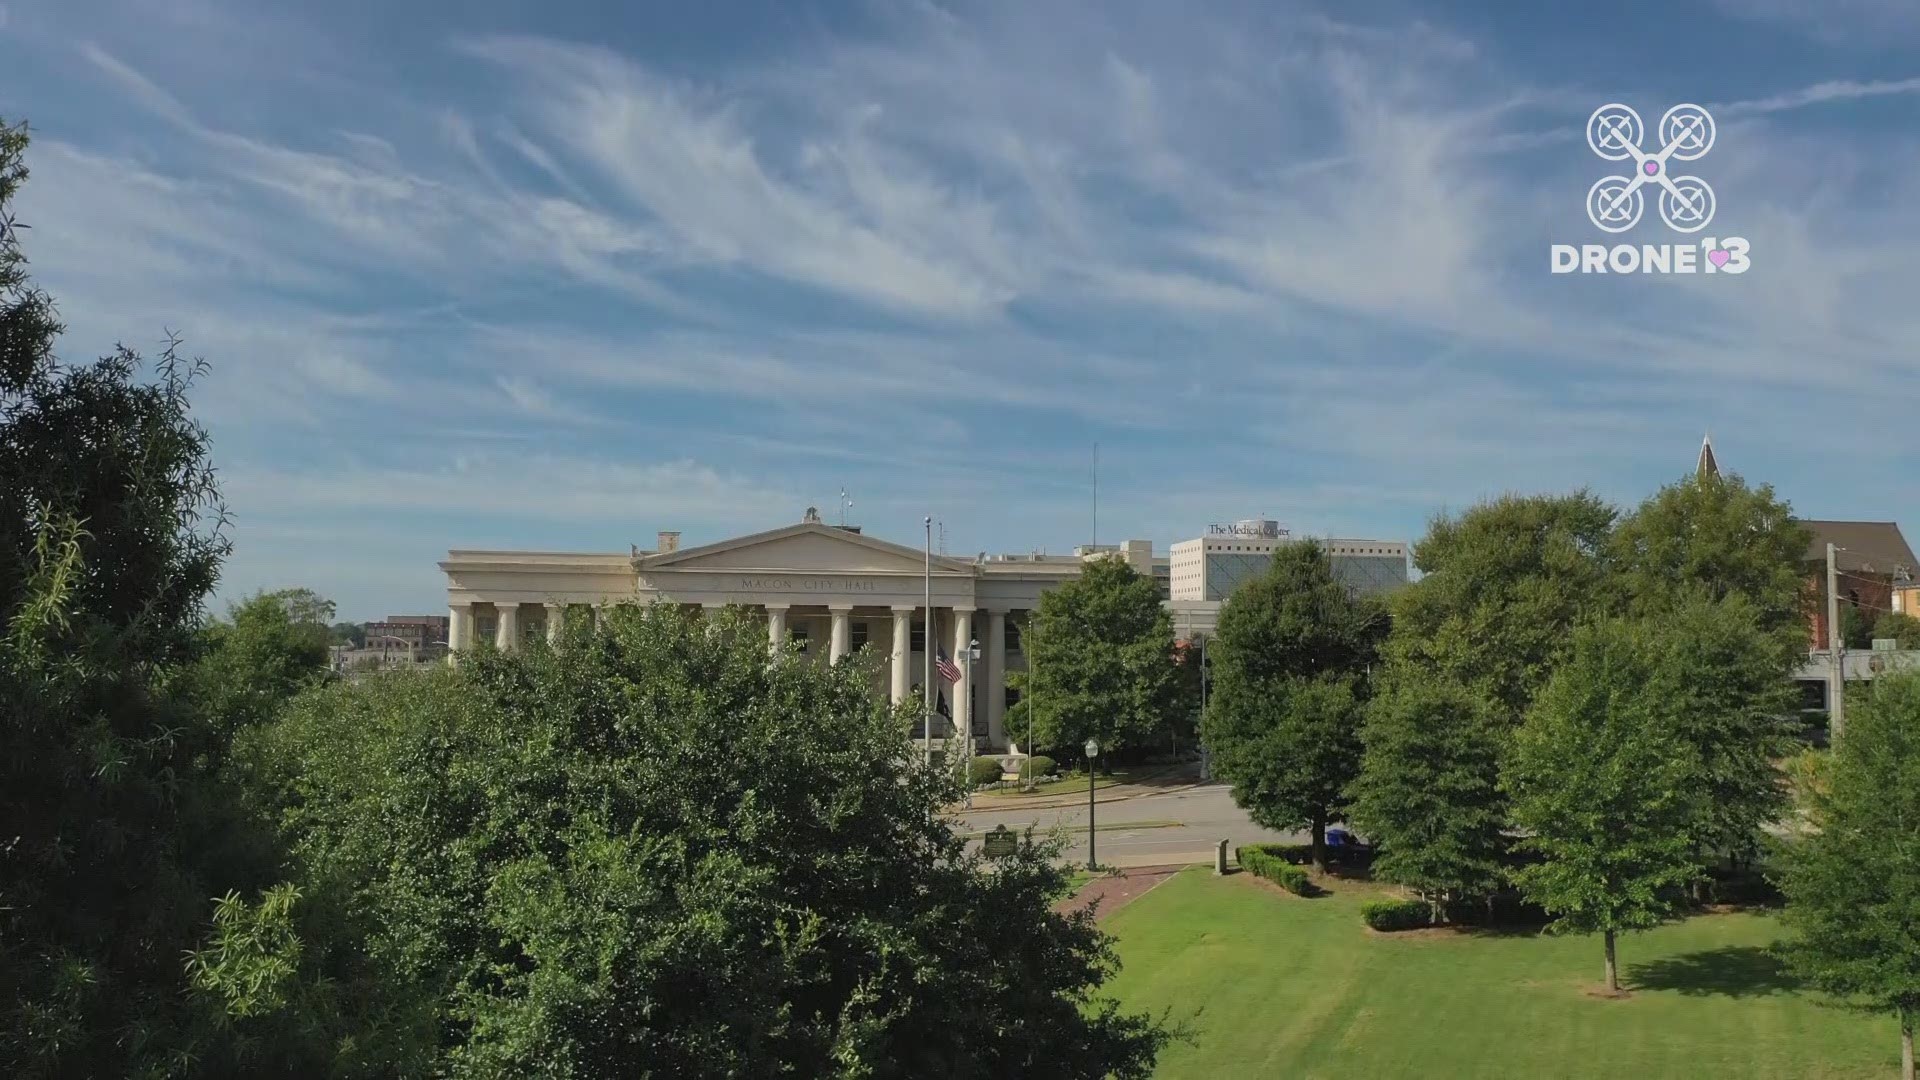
[957,763,1214,813]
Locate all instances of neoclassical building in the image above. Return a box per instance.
[440,510,1409,751]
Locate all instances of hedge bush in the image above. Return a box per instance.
[1361,898,1432,932]
[1025,755,1058,778]
[1237,845,1312,896]
[967,756,1006,788]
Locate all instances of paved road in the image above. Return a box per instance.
[952,783,1303,867]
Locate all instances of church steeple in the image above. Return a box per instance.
[1697,432,1719,479]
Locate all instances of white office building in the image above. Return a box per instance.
[1170,519,1409,602]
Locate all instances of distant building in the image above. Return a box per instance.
[1800,520,1917,651]
[1169,519,1409,602]
[363,615,451,653]
[439,511,1406,750]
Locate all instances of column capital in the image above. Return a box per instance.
[982,604,1012,614]
[948,605,976,616]
[891,604,920,614]
[826,602,858,613]
[544,601,565,611]
[764,602,792,612]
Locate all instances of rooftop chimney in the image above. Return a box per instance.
[657,530,680,553]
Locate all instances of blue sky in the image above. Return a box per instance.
[4,0,1918,620]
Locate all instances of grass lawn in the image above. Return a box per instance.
[1098,868,1894,1079]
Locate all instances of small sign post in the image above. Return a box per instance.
[982,825,1018,859]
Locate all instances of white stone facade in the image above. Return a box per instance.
[440,514,1408,750]
[441,518,1104,751]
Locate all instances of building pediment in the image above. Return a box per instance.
[638,522,974,576]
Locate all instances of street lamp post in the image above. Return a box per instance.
[1084,737,1100,871]
[958,637,982,806]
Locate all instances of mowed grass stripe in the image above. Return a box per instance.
[1097,868,1896,1079]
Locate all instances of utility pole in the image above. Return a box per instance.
[1827,543,1846,739]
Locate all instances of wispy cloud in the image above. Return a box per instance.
[9,1,1920,617]
[1718,77,1920,117]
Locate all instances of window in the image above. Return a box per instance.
[852,621,869,649]
[791,624,810,652]
[1006,686,1023,709]
[1005,618,1023,653]
[910,621,926,652]
[475,616,497,644]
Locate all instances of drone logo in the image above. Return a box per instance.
[1585,103,1716,233]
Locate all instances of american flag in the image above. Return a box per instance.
[934,648,962,683]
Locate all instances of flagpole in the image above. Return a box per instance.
[924,515,933,769]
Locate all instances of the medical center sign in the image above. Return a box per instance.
[1551,103,1749,275]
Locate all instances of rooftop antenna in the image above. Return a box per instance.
[938,521,948,556]
[838,487,853,526]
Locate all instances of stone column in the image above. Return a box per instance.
[448,604,470,663]
[545,603,565,645]
[890,607,913,703]
[766,604,788,656]
[986,608,1008,749]
[952,608,974,746]
[829,605,853,664]
[495,604,519,651]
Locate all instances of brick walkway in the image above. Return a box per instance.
[1054,865,1186,922]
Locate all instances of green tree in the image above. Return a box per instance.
[240,603,1174,1077]
[1204,540,1386,871]
[1386,491,1616,726]
[1775,670,1920,1080]
[1348,679,1507,919]
[1840,604,1878,650]
[1875,611,1920,649]
[1503,618,1701,994]
[1013,556,1183,761]
[0,119,244,1076]
[1361,493,1613,912]
[330,620,367,647]
[188,589,337,741]
[1645,594,1797,877]
[1609,470,1811,641]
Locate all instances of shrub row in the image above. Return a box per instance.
[966,754,1061,788]
[1360,898,1432,932]
[1237,844,1312,896]
[967,756,1006,788]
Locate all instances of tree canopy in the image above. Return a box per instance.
[1644,594,1797,871]
[1349,678,1507,917]
[0,118,241,1077]
[1204,540,1386,869]
[1385,491,1616,727]
[1775,669,1920,1080]
[188,589,337,741]
[1608,470,1811,642]
[1012,555,1184,760]
[1503,618,1701,994]
[237,603,1174,1077]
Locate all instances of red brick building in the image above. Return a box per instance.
[364,615,451,652]
[1801,521,1916,651]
